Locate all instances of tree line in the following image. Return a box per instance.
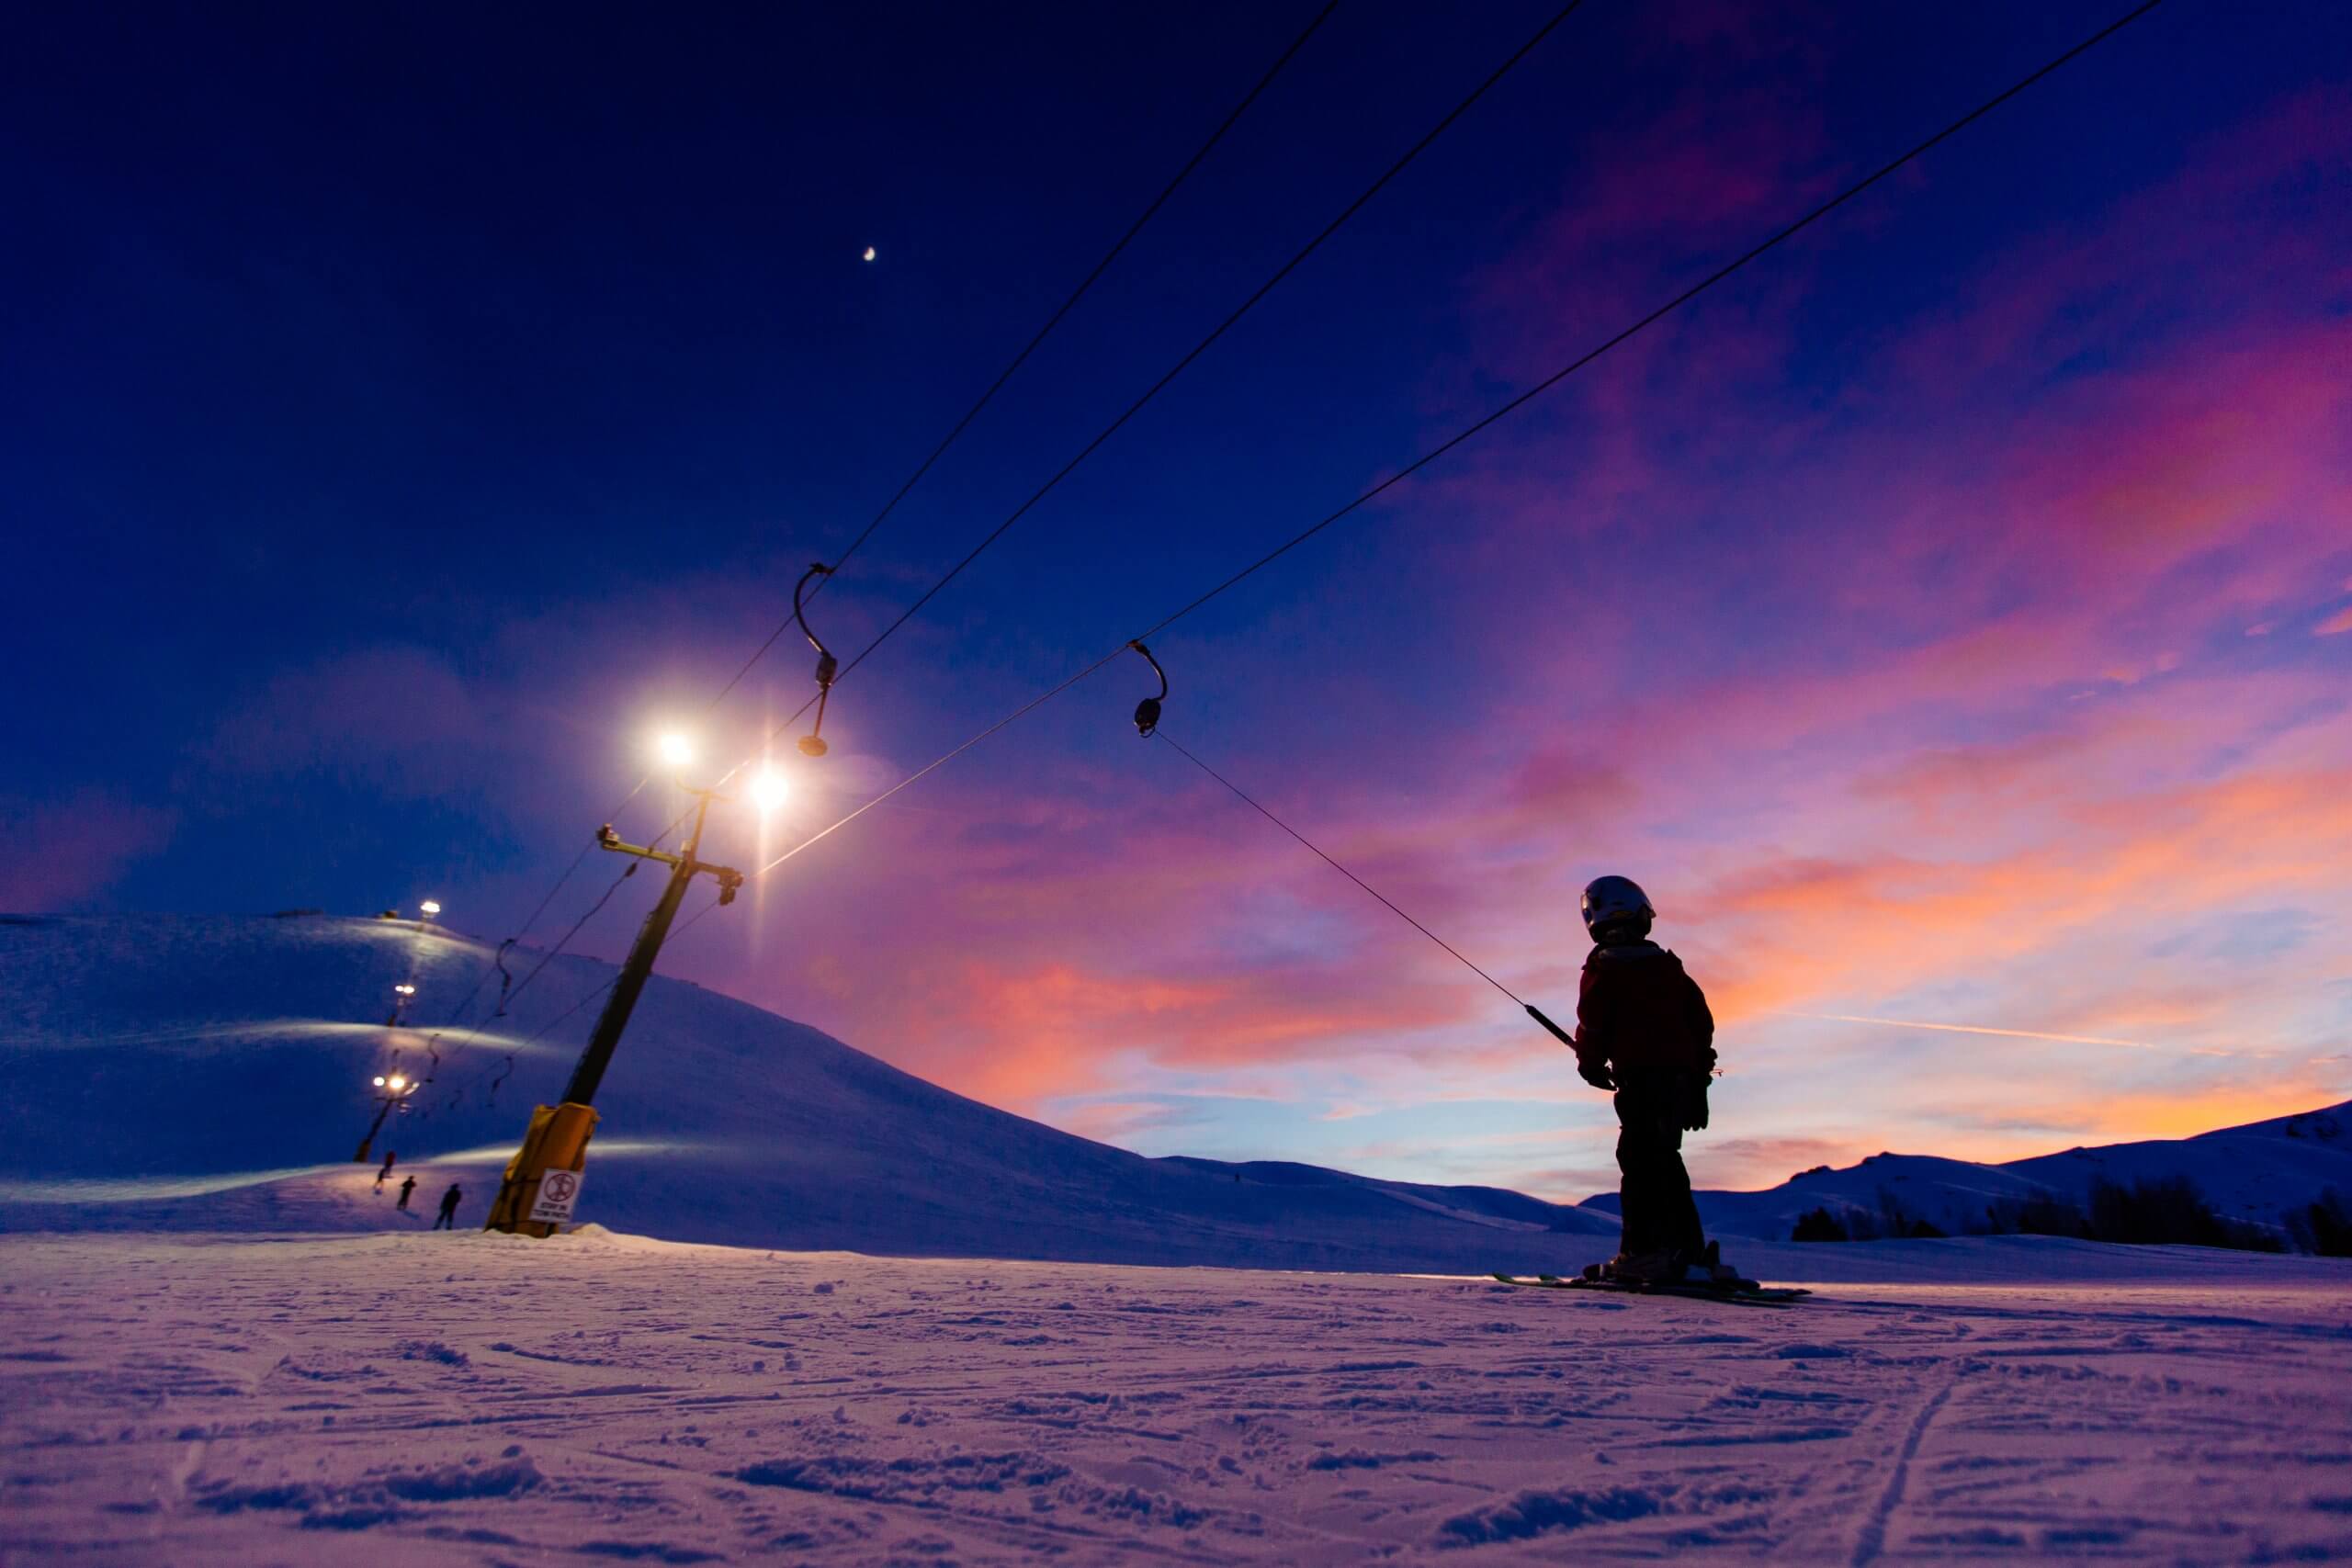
[1790,1178,2352,1255]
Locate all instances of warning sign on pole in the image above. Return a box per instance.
[529,1168,583,1225]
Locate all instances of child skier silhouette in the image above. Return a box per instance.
[1570,875,1737,1287]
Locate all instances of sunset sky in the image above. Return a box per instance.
[6,1,2346,1200]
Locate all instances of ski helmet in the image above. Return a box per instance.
[1580,874,1655,940]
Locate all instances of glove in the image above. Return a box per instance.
[1577,1058,1616,1092]
[1680,1074,1711,1132]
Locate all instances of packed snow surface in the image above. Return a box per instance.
[8,914,2352,1562]
[6,1230,2350,1564]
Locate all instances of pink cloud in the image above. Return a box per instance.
[199,646,495,798]
[644,64,2352,1187]
[0,792,177,912]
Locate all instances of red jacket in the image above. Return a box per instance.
[1573,941,1715,1075]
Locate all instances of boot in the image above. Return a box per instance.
[1602,1249,1687,1285]
[1696,1240,1758,1291]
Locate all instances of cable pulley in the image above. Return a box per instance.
[1127,641,1168,737]
[794,563,840,757]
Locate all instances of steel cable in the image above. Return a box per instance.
[741,2,2164,888]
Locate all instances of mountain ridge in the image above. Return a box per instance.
[1577,1101,2351,1242]
[6,913,2340,1262]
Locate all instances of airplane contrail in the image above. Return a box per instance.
[1773,1011,2234,1056]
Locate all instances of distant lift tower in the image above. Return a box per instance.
[484,790,742,1235]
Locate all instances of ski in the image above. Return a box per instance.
[1489,1272,1811,1307]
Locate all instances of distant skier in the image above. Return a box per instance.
[374,1151,397,1192]
[433,1183,463,1231]
[1570,876,1736,1287]
[396,1174,417,1212]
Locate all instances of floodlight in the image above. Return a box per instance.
[388,1074,407,1091]
[750,763,790,813]
[420,900,441,916]
[657,732,696,768]
[373,1075,388,1088]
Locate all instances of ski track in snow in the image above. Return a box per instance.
[5,1233,2351,1565]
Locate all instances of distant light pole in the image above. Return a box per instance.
[386,981,417,1028]
[418,898,442,934]
[484,732,768,1236]
[352,1072,416,1163]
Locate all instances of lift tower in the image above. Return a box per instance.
[484,789,742,1235]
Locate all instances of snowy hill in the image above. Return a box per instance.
[2006,1104,2351,1224]
[9,914,2342,1269]
[0,914,1614,1269]
[10,1227,2352,1564]
[1582,1102,2352,1243]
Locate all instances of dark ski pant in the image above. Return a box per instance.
[433,1208,458,1230]
[1613,1069,1706,1260]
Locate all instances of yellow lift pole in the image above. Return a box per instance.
[484,790,742,1235]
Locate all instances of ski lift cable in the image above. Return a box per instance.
[673,888,726,940]
[456,0,1566,992]
[468,780,664,1015]
[423,977,611,1112]
[418,801,696,1111]
[1134,0,2165,648]
[1153,728,1525,1006]
[808,1,1586,690]
[702,0,1343,715]
[429,926,527,1034]
[520,975,619,1049]
[486,848,637,1010]
[424,792,650,1045]
[739,0,2163,886]
[752,646,1136,876]
[504,888,721,1063]
[434,970,621,1111]
[510,831,610,941]
[447,6,1339,974]
[419,791,699,1111]
[431,783,654,1036]
[1138,697,1598,1055]
[464,887,720,1099]
[463,0,2164,1100]
[421,963,622,1111]
[704,0,1589,789]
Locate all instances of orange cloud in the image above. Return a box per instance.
[667,67,2352,1190]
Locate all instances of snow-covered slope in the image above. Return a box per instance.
[2007,1105,2350,1224]
[0,915,1613,1269]
[1584,1102,2352,1242]
[10,914,2340,1268]
[9,1228,2351,1565]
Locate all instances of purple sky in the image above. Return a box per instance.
[6,3,2346,1198]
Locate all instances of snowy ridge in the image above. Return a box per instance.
[8,914,2342,1269]
[0,915,1615,1269]
[1584,1105,2352,1242]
